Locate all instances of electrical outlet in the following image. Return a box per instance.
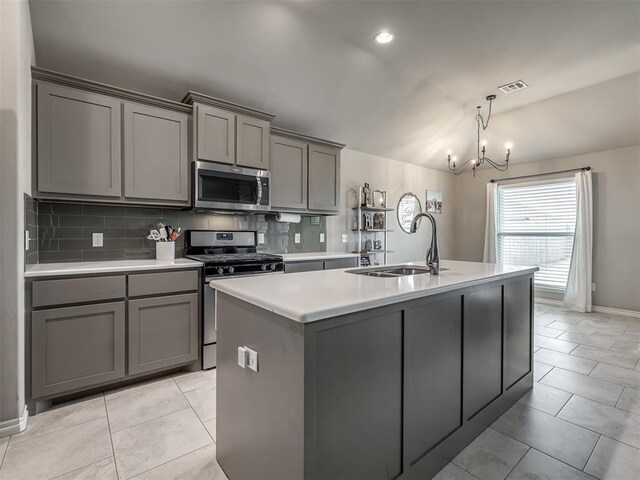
[591,283,596,292]
[92,233,103,247]
[294,233,301,244]
[246,347,259,372]
[25,230,30,251]
[258,233,265,244]
[341,234,348,243]
[320,233,325,243]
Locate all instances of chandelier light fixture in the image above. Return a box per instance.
[447,94,512,176]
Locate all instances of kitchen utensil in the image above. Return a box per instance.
[147,229,162,241]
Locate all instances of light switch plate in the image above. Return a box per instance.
[294,233,301,244]
[258,233,265,244]
[320,233,325,243]
[92,233,103,247]
[246,347,259,372]
[341,234,348,243]
[25,230,30,251]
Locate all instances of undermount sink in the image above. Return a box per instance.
[346,265,449,277]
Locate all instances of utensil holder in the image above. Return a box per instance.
[156,242,175,262]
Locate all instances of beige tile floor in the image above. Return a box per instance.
[0,304,638,479]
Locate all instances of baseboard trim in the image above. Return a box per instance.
[534,297,640,318]
[0,405,28,438]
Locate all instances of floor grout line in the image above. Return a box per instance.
[581,435,603,475]
[104,393,121,480]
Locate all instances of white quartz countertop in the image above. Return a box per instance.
[210,260,538,323]
[24,258,203,278]
[277,252,359,262]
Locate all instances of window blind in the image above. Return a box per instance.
[497,179,577,291]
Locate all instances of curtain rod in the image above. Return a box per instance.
[490,166,591,184]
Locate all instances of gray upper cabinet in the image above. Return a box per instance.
[270,135,308,210]
[308,143,341,212]
[124,102,189,203]
[128,293,199,375]
[37,82,122,198]
[32,301,126,398]
[236,115,270,169]
[196,104,235,165]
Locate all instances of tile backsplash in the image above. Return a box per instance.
[25,194,38,265]
[36,201,327,263]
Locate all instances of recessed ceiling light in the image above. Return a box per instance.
[374,31,393,44]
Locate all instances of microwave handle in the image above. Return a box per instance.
[256,176,263,205]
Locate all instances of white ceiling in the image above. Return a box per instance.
[28,0,640,170]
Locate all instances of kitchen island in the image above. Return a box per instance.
[211,260,538,480]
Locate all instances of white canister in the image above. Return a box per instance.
[156,242,175,262]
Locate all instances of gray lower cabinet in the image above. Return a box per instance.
[271,135,308,210]
[284,260,324,274]
[504,278,532,389]
[196,104,235,164]
[124,102,189,203]
[405,296,462,466]
[128,293,199,375]
[313,311,403,479]
[323,258,358,270]
[32,301,125,398]
[463,285,503,420]
[308,143,340,213]
[37,82,122,198]
[236,114,270,170]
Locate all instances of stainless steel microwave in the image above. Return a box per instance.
[193,161,270,212]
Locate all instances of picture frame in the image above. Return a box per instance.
[426,190,443,214]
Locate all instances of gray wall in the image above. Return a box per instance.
[0,0,33,435]
[327,148,456,265]
[453,145,640,312]
[35,202,327,262]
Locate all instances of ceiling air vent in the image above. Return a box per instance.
[498,80,528,94]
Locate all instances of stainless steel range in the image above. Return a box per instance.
[184,230,284,369]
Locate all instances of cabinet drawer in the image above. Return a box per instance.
[32,301,126,398]
[32,275,125,308]
[128,270,198,297]
[324,258,358,270]
[284,261,324,274]
[128,293,199,375]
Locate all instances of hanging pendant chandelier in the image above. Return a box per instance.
[447,95,512,176]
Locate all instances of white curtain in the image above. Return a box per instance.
[483,182,498,263]
[563,171,593,312]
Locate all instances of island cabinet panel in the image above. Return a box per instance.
[404,296,463,466]
[308,143,340,212]
[284,260,324,274]
[236,115,270,170]
[128,293,198,375]
[196,104,235,164]
[37,83,122,198]
[270,135,308,210]
[123,102,189,203]
[463,285,503,420]
[32,301,125,398]
[311,311,403,480]
[504,278,532,389]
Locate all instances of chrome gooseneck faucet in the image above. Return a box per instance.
[410,213,440,275]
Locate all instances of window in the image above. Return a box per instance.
[497,178,577,291]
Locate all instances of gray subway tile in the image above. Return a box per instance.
[40,226,83,239]
[59,239,93,251]
[48,202,83,215]
[82,250,125,261]
[37,214,58,227]
[38,239,59,252]
[82,228,126,239]
[82,204,125,216]
[39,251,83,263]
[105,216,144,228]
[124,249,156,260]
[103,238,144,250]
[59,215,104,227]
[124,206,163,217]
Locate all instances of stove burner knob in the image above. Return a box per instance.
[227,266,235,274]
[269,263,277,271]
[217,267,225,275]
[261,264,268,271]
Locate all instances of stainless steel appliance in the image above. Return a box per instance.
[193,161,271,212]
[184,230,284,369]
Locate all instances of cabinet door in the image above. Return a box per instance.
[37,83,122,197]
[32,302,125,398]
[405,296,462,465]
[464,285,503,420]
[308,143,340,212]
[324,258,358,270]
[313,312,402,479]
[270,135,307,209]
[128,293,198,375]
[196,104,235,164]
[284,260,324,273]
[124,103,189,202]
[236,115,270,169]
[504,278,532,389]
